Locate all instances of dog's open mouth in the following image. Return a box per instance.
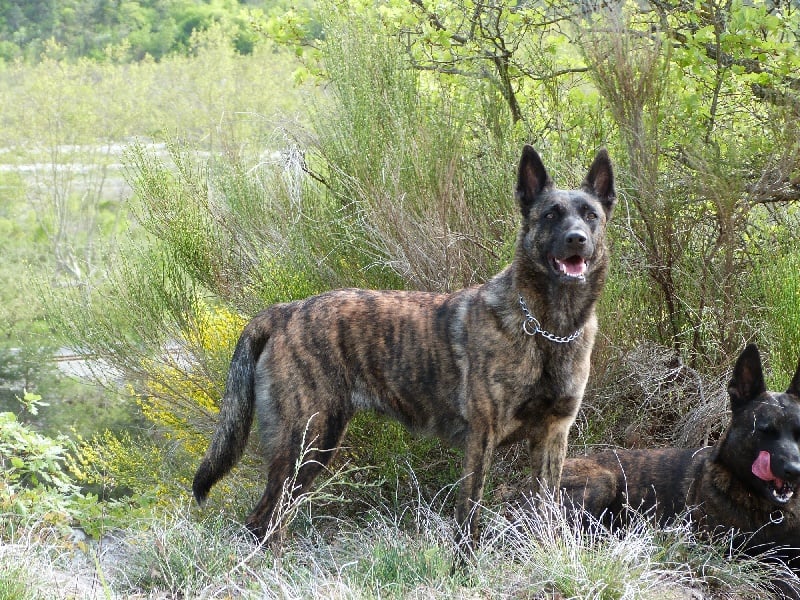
[752,450,796,504]
[771,479,795,503]
[551,255,589,280]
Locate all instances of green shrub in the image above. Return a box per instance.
[0,392,84,538]
[312,9,518,293]
[0,392,157,541]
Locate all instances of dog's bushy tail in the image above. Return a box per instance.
[192,317,269,504]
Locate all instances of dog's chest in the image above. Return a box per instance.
[487,348,587,444]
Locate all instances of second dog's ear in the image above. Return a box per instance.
[515,145,552,218]
[728,344,767,411]
[582,148,616,218]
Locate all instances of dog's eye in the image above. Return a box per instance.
[758,423,779,437]
[586,211,598,221]
[544,211,557,220]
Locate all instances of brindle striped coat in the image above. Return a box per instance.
[193,146,616,549]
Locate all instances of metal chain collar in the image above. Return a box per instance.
[518,295,583,344]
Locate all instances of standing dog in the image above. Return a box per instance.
[562,345,800,586]
[193,145,616,548]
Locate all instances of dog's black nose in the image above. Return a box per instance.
[782,461,800,479]
[565,230,588,247]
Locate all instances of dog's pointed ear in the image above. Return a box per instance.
[582,148,616,218]
[515,145,552,218]
[728,344,767,411]
[787,354,800,399]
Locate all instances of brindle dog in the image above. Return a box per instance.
[193,146,616,550]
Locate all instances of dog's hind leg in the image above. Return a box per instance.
[246,408,351,543]
[245,457,295,542]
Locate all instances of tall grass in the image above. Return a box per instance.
[751,237,800,389]
[4,485,787,599]
[0,522,111,600]
[310,10,521,293]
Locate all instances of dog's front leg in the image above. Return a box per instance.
[454,427,495,556]
[528,415,574,502]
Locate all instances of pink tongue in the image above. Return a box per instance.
[562,257,586,276]
[752,450,782,486]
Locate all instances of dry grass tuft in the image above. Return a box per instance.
[580,342,729,451]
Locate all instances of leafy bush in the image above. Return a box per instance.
[0,392,163,540]
[137,302,245,451]
[311,9,520,293]
[0,392,83,537]
[577,2,800,369]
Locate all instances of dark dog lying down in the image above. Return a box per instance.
[561,345,800,595]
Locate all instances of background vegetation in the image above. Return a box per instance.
[1,0,799,598]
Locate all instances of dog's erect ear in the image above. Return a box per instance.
[728,344,767,411]
[515,145,552,218]
[787,354,800,399]
[582,148,616,218]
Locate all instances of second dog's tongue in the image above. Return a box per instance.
[752,450,781,485]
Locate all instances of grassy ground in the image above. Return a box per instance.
[2,481,792,600]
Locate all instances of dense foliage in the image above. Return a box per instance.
[0,0,311,61]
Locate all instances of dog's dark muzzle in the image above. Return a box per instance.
[752,450,800,504]
[549,227,595,280]
[776,460,800,503]
[561,220,596,257]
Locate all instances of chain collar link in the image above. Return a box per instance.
[518,295,583,343]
